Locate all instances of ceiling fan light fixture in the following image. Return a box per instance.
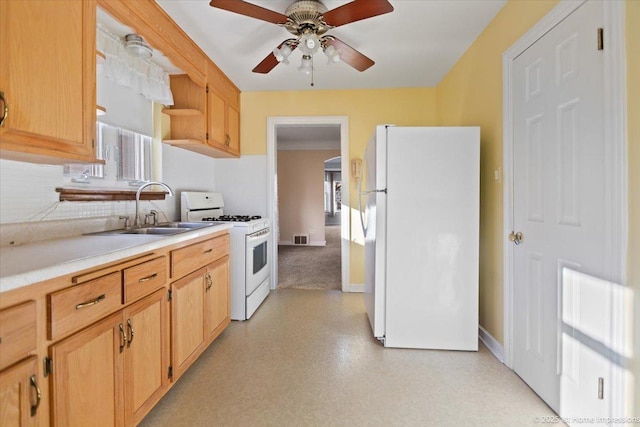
[298,33,320,55]
[298,55,313,75]
[273,44,292,64]
[324,45,341,64]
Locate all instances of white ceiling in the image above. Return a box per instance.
[155,0,507,92]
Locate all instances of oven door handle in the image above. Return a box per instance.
[247,229,271,243]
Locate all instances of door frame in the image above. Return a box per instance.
[266,116,350,292]
[502,0,628,416]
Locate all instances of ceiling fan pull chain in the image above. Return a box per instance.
[310,55,315,87]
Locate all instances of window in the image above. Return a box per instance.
[64,123,153,184]
[118,129,152,182]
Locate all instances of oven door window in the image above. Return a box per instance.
[253,241,268,274]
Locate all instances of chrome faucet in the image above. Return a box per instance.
[134,182,173,228]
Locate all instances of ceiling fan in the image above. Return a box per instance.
[209,0,394,75]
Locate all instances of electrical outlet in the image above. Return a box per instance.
[494,166,502,183]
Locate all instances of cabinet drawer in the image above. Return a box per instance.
[0,301,36,371]
[123,256,167,303]
[48,272,122,340]
[171,234,229,279]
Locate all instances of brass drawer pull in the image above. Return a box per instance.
[0,91,7,127]
[75,294,106,310]
[225,134,231,146]
[119,323,127,352]
[203,248,213,254]
[205,273,213,291]
[138,273,158,283]
[30,375,41,416]
[127,319,134,346]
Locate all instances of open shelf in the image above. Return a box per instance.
[161,108,203,117]
[56,187,168,202]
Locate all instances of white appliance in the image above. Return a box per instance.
[359,125,480,350]
[181,192,271,321]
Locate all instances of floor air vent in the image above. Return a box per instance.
[293,234,309,245]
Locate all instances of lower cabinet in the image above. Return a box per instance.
[171,255,230,382]
[49,288,168,427]
[204,256,230,342]
[0,356,39,427]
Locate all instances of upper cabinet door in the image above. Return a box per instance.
[0,0,97,164]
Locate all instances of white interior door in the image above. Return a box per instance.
[512,0,611,419]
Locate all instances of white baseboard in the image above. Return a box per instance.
[309,240,326,247]
[479,325,504,363]
[347,283,363,293]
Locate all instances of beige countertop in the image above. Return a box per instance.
[0,223,233,293]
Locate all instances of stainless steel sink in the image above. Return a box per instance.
[154,222,211,229]
[85,222,215,236]
[122,227,186,235]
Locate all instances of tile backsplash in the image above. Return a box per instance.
[0,158,175,246]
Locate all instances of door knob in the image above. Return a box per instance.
[509,231,524,245]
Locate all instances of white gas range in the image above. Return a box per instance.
[181,192,270,321]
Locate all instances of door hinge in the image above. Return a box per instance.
[168,366,173,379]
[43,357,53,377]
[598,377,604,399]
[206,132,209,140]
[167,290,172,301]
[92,138,95,148]
[206,85,209,94]
[597,27,604,51]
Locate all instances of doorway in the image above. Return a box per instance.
[267,116,350,292]
[503,0,627,420]
[325,156,341,226]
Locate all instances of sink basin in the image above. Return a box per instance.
[155,222,212,229]
[123,227,186,235]
[85,222,215,236]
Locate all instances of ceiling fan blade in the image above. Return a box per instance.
[252,41,297,74]
[209,0,288,25]
[322,0,394,27]
[325,37,374,72]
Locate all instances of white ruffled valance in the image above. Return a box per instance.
[97,26,174,106]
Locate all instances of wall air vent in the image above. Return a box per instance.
[293,234,309,245]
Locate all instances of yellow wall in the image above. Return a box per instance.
[626,0,640,416]
[436,0,559,343]
[241,88,437,283]
[277,149,340,244]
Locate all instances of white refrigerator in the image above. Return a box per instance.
[360,125,480,350]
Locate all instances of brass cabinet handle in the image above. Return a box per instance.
[203,248,213,254]
[119,323,127,352]
[138,273,158,283]
[127,319,134,346]
[30,375,41,417]
[0,91,7,127]
[225,134,230,146]
[205,273,212,291]
[75,294,106,310]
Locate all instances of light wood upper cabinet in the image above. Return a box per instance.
[163,62,241,158]
[0,356,39,427]
[0,0,97,164]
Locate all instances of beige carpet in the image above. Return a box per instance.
[277,225,341,290]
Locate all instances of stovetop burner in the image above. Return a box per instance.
[202,215,262,222]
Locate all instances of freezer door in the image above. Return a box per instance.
[384,127,480,350]
[363,126,387,339]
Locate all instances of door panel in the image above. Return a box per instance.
[512,0,608,417]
